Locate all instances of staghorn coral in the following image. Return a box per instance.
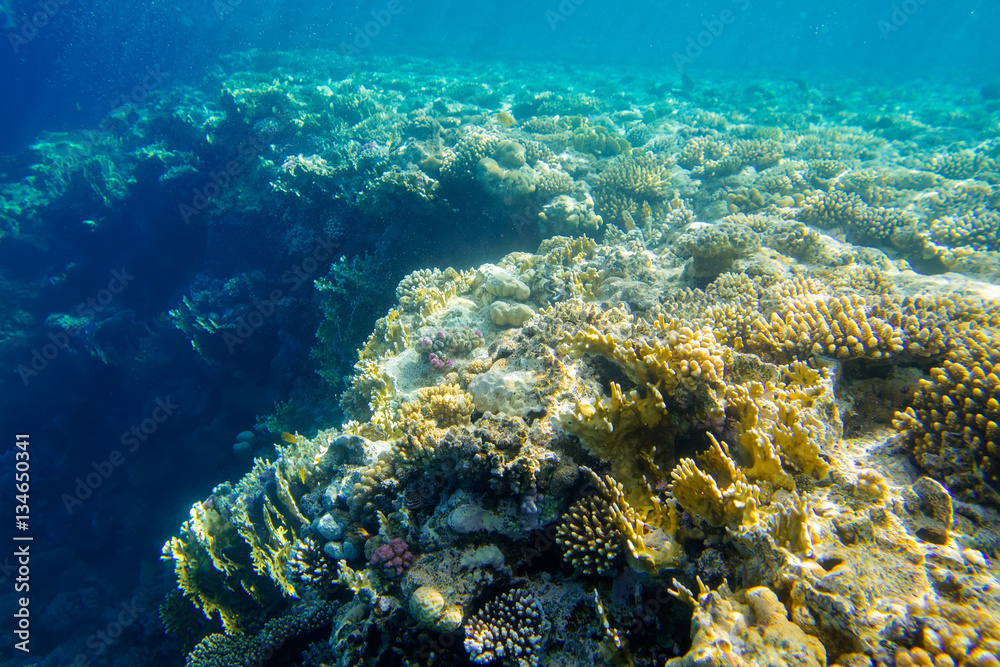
[464,588,548,667]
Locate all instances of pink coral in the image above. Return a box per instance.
[370,537,415,576]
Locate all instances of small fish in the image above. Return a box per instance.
[497,110,516,128]
[281,432,298,444]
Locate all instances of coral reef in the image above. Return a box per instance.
[141,51,1000,667]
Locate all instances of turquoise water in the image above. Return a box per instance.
[1,1,999,665]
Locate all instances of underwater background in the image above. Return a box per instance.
[2,0,1000,665]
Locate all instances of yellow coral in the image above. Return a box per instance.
[582,468,680,573]
[670,434,761,528]
[754,292,904,360]
[413,383,475,428]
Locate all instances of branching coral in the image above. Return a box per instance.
[894,329,1000,502]
[583,468,681,573]
[754,289,904,361]
[555,495,622,575]
[464,589,548,667]
[670,434,761,528]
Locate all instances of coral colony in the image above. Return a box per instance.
[12,49,996,665]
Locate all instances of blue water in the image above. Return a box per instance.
[0,0,998,664]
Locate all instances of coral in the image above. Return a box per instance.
[159,589,213,650]
[670,434,761,528]
[928,149,994,180]
[593,152,674,229]
[931,210,1000,252]
[892,596,1000,667]
[799,189,909,243]
[185,603,335,667]
[477,264,531,301]
[753,283,904,361]
[893,330,1000,502]
[142,58,1000,667]
[440,129,503,182]
[370,537,416,576]
[555,495,622,575]
[625,123,653,147]
[724,365,838,486]
[468,367,544,419]
[396,267,475,319]
[733,138,785,170]
[409,585,444,624]
[490,301,535,327]
[765,492,820,555]
[536,194,602,237]
[464,589,548,667]
[678,136,745,178]
[286,537,339,597]
[401,384,476,430]
[477,157,537,197]
[667,582,825,667]
[558,308,731,494]
[583,468,681,573]
[408,586,463,631]
[901,476,954,545]
[572,123,630,157]
[675,222,762,283]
